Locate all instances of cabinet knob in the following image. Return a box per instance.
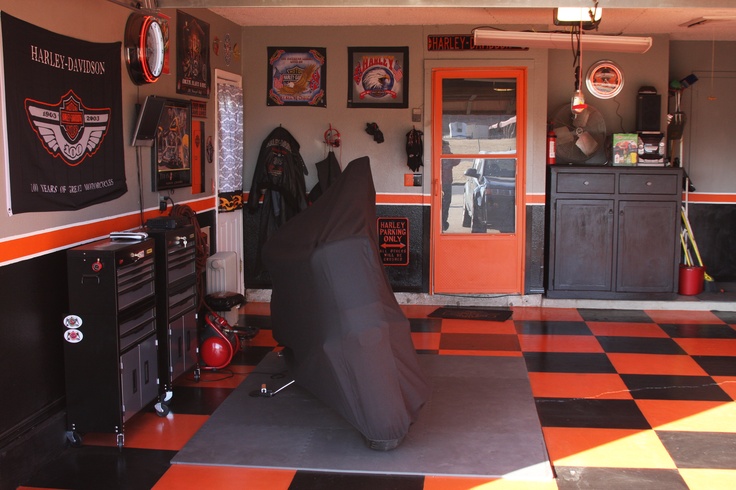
[646,181,652,186]
[584,180,590,185]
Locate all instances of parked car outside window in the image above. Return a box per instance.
[462,157,516,233]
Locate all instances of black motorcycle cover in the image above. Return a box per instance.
[262,156,430,448]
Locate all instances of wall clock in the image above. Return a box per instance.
[124,13,165,85]
[585,60,624,99]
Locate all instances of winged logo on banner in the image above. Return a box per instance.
[25,90,111,167]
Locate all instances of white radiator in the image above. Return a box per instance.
[206,252,239,295]
[215,209,244,294]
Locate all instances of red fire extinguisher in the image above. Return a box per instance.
[546,127,556,165]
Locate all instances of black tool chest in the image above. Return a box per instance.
[146,225,199,408]
[64,238,159,448]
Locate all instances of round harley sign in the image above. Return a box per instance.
[63,314,83,329]
[64,329,83,343]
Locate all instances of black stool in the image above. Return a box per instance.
[204,292,258,341]
[205,291,245,315]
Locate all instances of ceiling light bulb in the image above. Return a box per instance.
[572,90,587,114]
[555,7,602,24]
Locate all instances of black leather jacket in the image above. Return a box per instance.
[248,126,309,274]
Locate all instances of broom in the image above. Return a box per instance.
[681,207,714,282]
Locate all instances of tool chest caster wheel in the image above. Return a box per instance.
[66,430,82,447]
[154,401,170,417]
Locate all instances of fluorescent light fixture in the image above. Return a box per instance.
[554,7,602,28]
[473,29,652,54]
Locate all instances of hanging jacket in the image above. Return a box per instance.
[307,151,342,204]
[405,128,423,171]
[248,126,309,274]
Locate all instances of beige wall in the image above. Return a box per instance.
[240,25,551,199]
[670,40,736,194]
[241,25,426,196]
[547,35,670,139]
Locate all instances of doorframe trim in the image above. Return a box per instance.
[423,58,547,295]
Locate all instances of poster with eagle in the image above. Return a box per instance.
[267,47,326,107]
[347,47,408,109]
[1,12,126,215]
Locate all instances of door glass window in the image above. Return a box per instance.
[441,78,517,234]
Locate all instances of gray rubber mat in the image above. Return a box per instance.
[172,352,553,480]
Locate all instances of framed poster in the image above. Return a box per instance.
[191,119,204,193]
[153,98,191,191]
[586,60,624,99]
[267,47,326,107]
[348,46,408,108]
[176,10,210,98]
[191,99,207,118]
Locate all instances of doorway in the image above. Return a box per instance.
[431,68,527,294]
[214,69,244,295]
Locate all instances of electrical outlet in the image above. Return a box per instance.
[404,174,422,187]
[159,197,167,212]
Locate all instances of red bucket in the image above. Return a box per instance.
[679,265,705,296]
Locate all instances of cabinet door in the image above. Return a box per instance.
[169,310,198,380]
[139,335,159,410]
[553,199,614,291]
[120,347,142,421]
[182,310,198,372]
[169,316,185,381]
[616,200,678,292]
[121,335,159,423]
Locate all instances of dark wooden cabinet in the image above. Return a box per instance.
[546,166,683,299]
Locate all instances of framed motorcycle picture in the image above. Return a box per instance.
[152,97,192,191]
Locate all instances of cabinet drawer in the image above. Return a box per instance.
[619,173,679,195]
[119,306,156,351]
[556,173,615,194]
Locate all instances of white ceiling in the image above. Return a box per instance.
[152,1,736,41]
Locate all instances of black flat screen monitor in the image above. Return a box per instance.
[131,95,166,147]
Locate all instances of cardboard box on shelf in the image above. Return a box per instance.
[612,133,638,165]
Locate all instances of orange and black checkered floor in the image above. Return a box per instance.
[20,304,736,490]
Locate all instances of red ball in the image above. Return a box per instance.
[200,337,231,369]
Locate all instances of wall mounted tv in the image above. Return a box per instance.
[131,95,166,147]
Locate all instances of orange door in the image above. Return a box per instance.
[431,68,526,294]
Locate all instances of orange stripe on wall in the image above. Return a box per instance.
[376,193,428,205]
[525,194,546,205]
[0,196,216,265]
[247,191,736,206]
[683,193,736,204]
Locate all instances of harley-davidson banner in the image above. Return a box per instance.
[1,12,126,214]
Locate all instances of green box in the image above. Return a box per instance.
[612,133,638,165]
